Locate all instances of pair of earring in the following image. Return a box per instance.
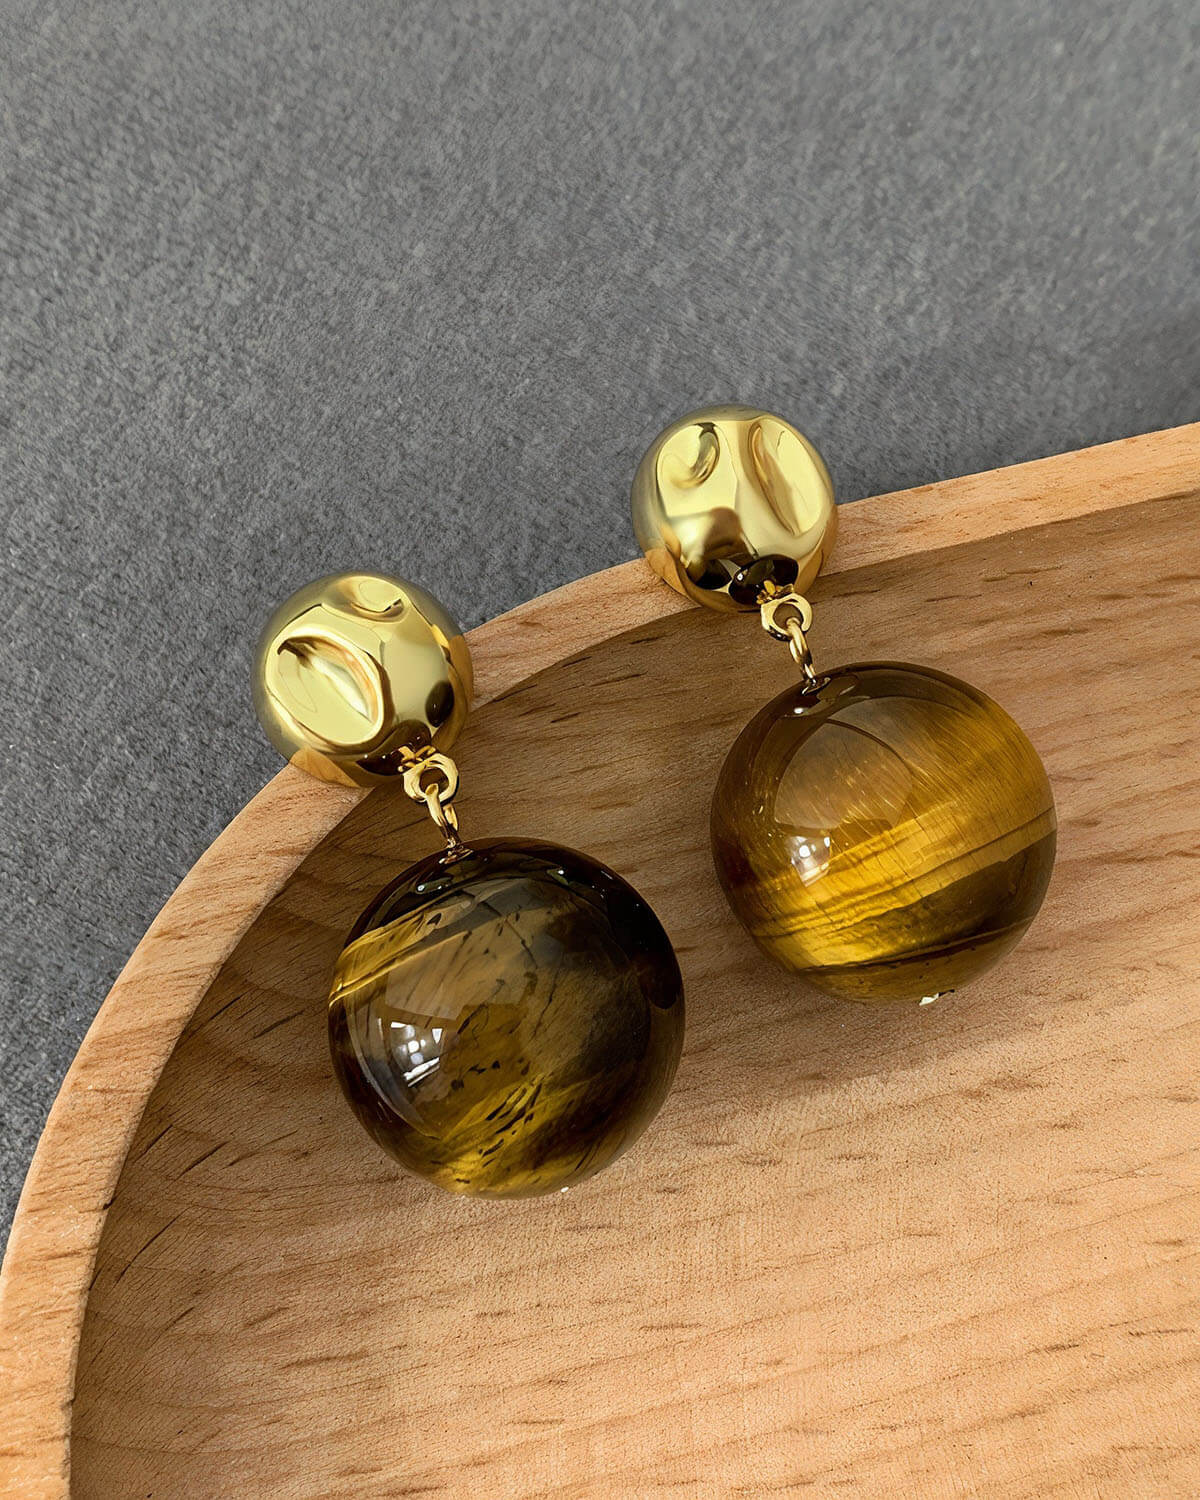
[253,404,1056,1200]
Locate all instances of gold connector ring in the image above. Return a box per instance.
[400,749,463,849]
[760,591,819,685]
[760,592,814,641]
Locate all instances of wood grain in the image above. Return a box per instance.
[1,423,1198,1498]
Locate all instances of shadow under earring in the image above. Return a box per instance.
[254,572,684,1196]
[632,405,1056,1006]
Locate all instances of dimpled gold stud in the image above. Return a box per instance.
[632,404,837,610]
[633,407,1056,1006]
[254,572,683,1197]
[253,572,472,787]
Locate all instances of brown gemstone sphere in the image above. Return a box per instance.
[711,664,1056,1004]
[328,840,684,1197]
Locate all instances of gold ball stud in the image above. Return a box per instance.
[631,404,837,611]
[252,572,473,788]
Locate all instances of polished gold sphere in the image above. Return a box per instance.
[631,404,837,611]
[253,572,472,787]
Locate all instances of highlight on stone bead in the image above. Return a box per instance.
[328,839,684,1197]
[710,664,1056,1004]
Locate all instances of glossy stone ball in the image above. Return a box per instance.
[329,839,684,1197]
[711,664,1056,1004]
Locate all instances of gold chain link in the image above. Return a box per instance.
[400,747,464,850]
[760,591,819,686]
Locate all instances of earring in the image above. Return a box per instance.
[253,573,684,1196]
[632,405,1056,1006]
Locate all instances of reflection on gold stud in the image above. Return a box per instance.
[631,404,837,612]
[252,572,472,787]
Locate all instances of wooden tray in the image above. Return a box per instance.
[3,427,1199,1498]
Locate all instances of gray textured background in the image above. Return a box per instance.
[2,0,1198,1242]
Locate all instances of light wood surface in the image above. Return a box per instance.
[2,424,1198,1498]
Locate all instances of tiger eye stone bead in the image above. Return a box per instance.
[711,664,1056,1003]
[328,839,684,1197]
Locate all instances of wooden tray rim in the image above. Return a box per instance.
[2,421,1198,1496]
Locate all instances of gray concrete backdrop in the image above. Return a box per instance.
[2,0,1198,1240]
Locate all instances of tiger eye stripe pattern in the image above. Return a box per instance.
[711,664,1056,1004]
[328,839,684,1197]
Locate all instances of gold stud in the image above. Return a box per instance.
[252,572,472,787]
[631,404,837,611]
